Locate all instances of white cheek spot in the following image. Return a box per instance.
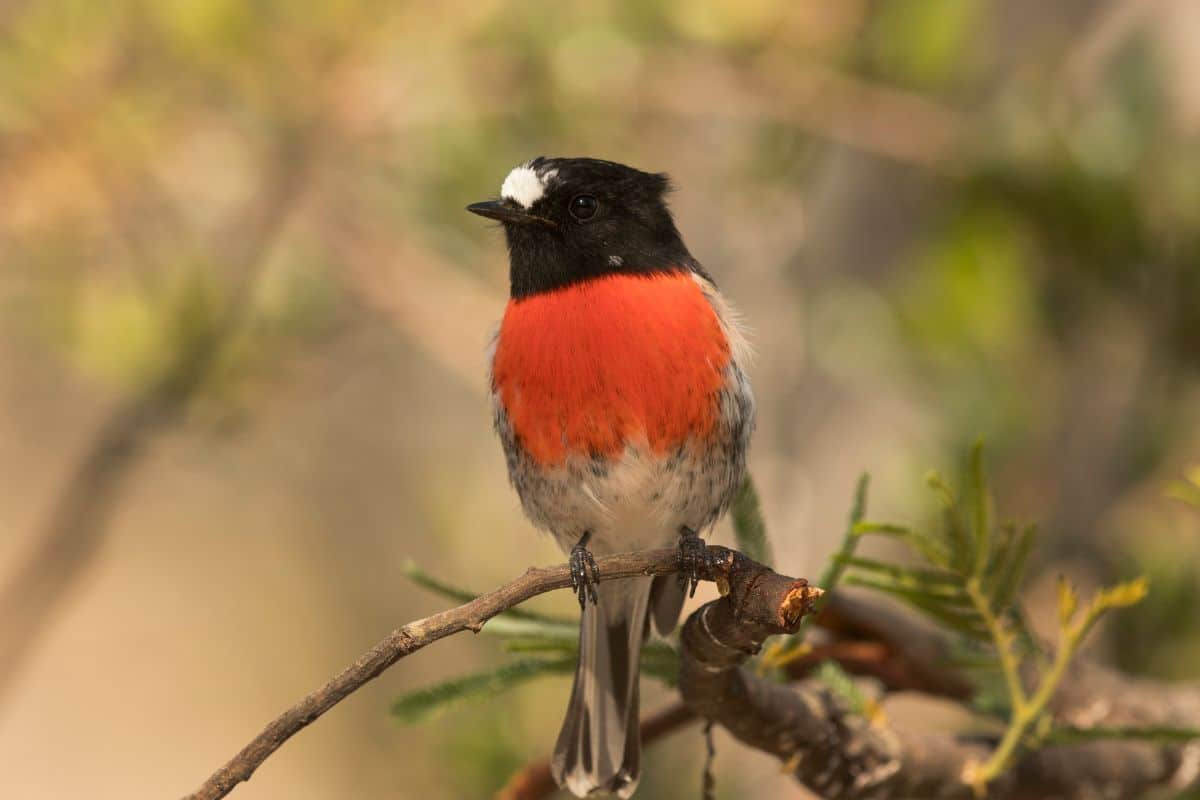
[501,165,546,208]
[608,255,624,267]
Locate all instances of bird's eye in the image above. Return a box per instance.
[569,194,599,221]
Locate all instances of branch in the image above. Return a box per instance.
[679,588,1200,799]
[817,587,976,700]
[496,637,951,800]
[181,546,822,800]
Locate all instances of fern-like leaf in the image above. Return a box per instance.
[391,657,575,724]
[403,561,574,626]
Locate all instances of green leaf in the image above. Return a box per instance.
[1004,604,1044,662]
[1057,576,1079,627]
[391,658,575,724]
[1092,576,1150,611]
[480,615,578,641]
[640,642,682,686]
[813,473,871,606]
[403,561,574,625]
[982,524,1017,585]
[731,474,773,567]
[925,469,957,507]
[942,506,973,574]
[989,524,1036,613]
[926,470,972,572]
[1070,577,1149,644]
[855,521,952,568]
[844,576,987,637]
[765,474,869,660]
[843,556,963,590]
[497,640,679,685]
[502,638,577,655]
[1046,725,1200,745]
[815,660,871,717]
[844,574,973,607]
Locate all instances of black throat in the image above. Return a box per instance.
[504,224,698,299]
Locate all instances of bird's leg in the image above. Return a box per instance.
[677,526,709,598]
[569,531,600,609]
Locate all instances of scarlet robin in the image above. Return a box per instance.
[468,158,754,797]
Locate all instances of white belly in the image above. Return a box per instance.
[554,446,707,554]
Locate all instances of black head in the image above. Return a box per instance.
[467,157,700,299]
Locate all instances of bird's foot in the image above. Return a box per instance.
[677,526,709,598]
[569,532,600,609]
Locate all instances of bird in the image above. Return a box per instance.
[468,157,754,798]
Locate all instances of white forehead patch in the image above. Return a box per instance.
[500,164,554,208]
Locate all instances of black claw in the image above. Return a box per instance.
[677,526,707,598]
[569,533,600,609]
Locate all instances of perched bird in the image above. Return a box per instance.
[468,158,754,798]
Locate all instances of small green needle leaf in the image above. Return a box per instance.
[1092,577,1150,611]
[403,561,575,625]
[990,524,1036,613]
[391,658,574,724]
[855,521,953,568]
[1057,576,1078,627]
[1046,725,1200,745]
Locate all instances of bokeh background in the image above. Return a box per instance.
[2,0,1198,797]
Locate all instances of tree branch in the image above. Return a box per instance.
[181,545,821,800]
[496,636,953,800]
[679,587,1200,799]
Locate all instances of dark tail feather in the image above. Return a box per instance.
[648,574,686,637]
[552,576,653,799]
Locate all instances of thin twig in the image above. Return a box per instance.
[181,545,820,800]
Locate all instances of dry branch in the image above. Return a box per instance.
[679,587,1200,799]
[182,537,1199,800]
[181,545,820,800]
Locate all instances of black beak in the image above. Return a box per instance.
[466,200,551,226]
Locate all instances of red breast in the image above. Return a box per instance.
[492,271,732,467]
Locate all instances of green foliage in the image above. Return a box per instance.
[814,660,875,720]
[846,447,1038,646]
[396,468,788,721]
[760,474,869,670]
[395,561,683,722]
[847,443,1149,792]
[399,454,1163,794]
[401,561,575,626]
[392,657,574,724]
[1045,725,1200,746]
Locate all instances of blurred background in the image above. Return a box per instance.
[1,0,1198,797]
